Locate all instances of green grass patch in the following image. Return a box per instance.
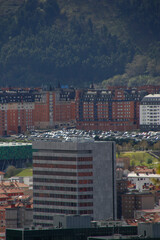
[16,168,33,177]
[117,151,159,168]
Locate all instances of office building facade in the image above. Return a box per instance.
[140,94,160,131]
[33,140,116,227]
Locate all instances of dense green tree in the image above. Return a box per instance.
[5,166,17,178]
[0,0,160,87]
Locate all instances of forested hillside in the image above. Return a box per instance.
[0,0,160,87]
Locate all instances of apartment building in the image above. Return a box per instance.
[0,87,76,135]
[116,179,128,219]
[34,88,76,129]
[0,85,160,135]
[140,94,160,131]
[32,139,116,227]
[121,192,154,219]
[75,87,151,131]
[0,89,35,135]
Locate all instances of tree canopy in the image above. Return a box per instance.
[0,0,160,87]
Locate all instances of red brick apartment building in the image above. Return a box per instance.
[76,86,160,131]
[34,88,76,129]
[0,87,76,135]
[0,85,160,136]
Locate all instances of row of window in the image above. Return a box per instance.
[36,149,92,154]
[33,163,93,169]
[33,215,53,220]
[34,200,93,207]
[34,193,93,199]
[33,178,77,184]
[34,209,77,215]
[33,170,93,177]
[34,185,93,192]
[33,178,93,184]
[33,170,76,177]
[34,193,77,199]
[34,209,93,216]
[33,156,92,161]
[34,200,77,206]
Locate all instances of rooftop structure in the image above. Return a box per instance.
[6,226,138,240]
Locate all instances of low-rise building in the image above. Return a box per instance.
[128,172,160,191]
[5,196,33,229]
[0,179,32,239]
[10,176,33,189]
[121,192,154,219]
[138,222,160,238]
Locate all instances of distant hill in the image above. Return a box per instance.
[0,0,160,87]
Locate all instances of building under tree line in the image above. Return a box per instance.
[0,85,159,135]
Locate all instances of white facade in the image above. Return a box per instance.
[140,94,160,131]
[128,172,160,191]
[10,176,33,189]
[0,172,4,182]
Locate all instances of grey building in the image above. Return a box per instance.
[33,139,116,227]
[138,222,160,238]
[5,207,33,229]
[53,214,92,229]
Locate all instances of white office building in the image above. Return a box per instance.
[128,172,160,191]
[140,94,160,131]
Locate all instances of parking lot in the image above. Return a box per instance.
[14,129,160,143]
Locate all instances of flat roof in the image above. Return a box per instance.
[144,94,160,98]
[0,142,32,147]
[128,172,160,178]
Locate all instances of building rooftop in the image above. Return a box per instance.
[128,172,160,178]
[144,94,160,98]
[142,94,160,102]
[0,142,32,147]
[124,191,152,195]
[126,212,160,226]
[0,181,29,189]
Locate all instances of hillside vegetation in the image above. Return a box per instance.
[0,0,160,87]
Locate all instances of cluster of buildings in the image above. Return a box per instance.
[0,139,117,239]
[116,161,160,221]
[0,85,160,136]
[0,177,33,240]
[0,138,159,239]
